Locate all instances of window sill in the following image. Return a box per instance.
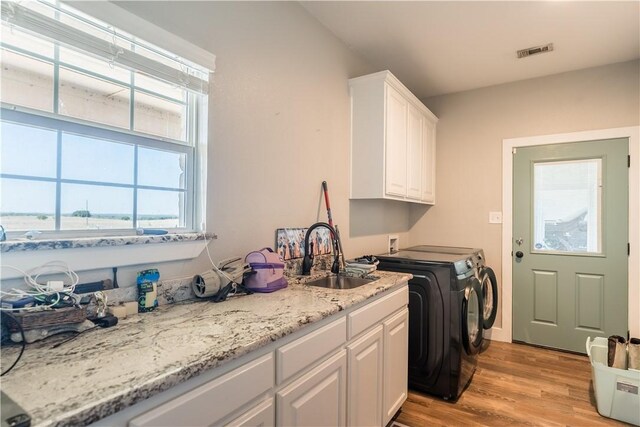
[1,232,215,253]
[0,232,216,279]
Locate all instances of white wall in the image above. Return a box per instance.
[409,60,640,327]
[55,1,411,287]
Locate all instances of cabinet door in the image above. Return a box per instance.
[129,354,274,427]
[384,84,408,197]
[383,308,409,426]
[406,104,423,200]
[224,397,274,427]
[277,317,346,385]
[421,119,436,203]
[347,325,383,427]
[277,350,347,427]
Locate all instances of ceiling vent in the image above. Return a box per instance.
[517,43,554,59]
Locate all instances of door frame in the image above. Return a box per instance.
[490,126,639,343]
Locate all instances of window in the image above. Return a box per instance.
[533,159,603,253]
[0,0,210,237]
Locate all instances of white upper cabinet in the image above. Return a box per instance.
[421,118,436,204]
[385,85,408,197]
[406,103,423,200]
[350,70,437,204]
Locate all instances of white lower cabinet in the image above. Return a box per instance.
[129,353,274,427]
[383,308,409,426]
[224,397,275,427]
[125,285,408,427]
[277,350,347,427]
[347,325,384,427]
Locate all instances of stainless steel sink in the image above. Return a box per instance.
[305,275,374,290]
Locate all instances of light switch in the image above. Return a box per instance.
[489,211,502,224]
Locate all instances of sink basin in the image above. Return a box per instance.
[305,275,374,290]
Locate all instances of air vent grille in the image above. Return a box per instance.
[517,43,554,59]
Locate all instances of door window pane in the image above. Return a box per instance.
[60,184,133,230]
[1,121,57,178]
[58,67,130,129]
[138,147,185,189]
[1,49,54,112]
[0,178,56,231]
[137,189,184,228]
[533,159,602,253]
[61,133,134,184]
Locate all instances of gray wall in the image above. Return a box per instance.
[66,1,412,287]
[409,59,640,327]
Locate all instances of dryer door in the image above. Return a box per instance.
[462,277,483,355]
[479,267,498,330]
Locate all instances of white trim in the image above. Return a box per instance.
[61,0,216,73]
[490,126,640,343]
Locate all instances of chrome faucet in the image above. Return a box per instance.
[302,222,341,275]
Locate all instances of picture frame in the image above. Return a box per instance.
[275,227,332,260]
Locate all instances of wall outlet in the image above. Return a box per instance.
[489,211,503,224]
[388,235,399,253]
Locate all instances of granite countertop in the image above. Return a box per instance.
[0,232,216,253]
[0,271,412,427]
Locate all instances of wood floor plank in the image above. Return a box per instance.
[396,340,629,427]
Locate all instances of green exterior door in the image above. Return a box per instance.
[512,138,629,353]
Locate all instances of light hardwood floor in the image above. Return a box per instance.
[395,340,628,426]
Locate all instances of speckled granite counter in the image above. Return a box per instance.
[0,232,216,253]
[0,271,411,427]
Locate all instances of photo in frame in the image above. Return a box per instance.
[275,227,332,260]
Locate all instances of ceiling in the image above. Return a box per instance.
[301,1,640,99]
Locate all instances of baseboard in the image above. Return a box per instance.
[485,326,510,343]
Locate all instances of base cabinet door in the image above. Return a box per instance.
[383,308,409,425]
[129,354,274,427]
[347,325,384,427]
[224,398,274,427]
[277,350,347,427]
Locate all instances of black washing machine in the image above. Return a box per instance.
[376,250,484,401]
[410,245,498,329]
[407,245,498,332]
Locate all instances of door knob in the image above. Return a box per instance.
[515,251,524,259]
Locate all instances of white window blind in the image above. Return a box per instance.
[1,0,209,94]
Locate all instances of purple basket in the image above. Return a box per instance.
[245,248,288,293]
